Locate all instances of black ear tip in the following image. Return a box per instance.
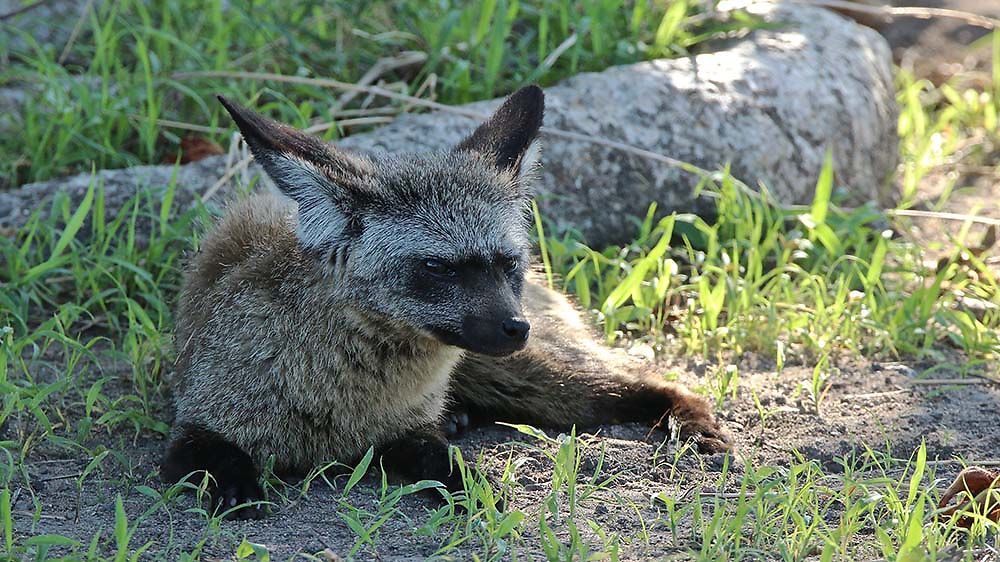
[216,95,244,119]
[520,84,543,99]
[216,95,265,144]
[511,84,544,111]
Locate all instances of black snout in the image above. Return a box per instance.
[432,313,531,357]
[501,317,530,342]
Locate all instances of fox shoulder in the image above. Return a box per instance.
[183,193,302,296]
[173,193,307,376]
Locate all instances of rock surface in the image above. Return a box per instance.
[1,1,898,247]
[0,0,91,52]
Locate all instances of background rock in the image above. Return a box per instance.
[1,1,897,247]
[0,0,98,62]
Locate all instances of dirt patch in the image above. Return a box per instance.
[10,353,998,560]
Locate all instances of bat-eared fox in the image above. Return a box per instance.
[163,85,733,518]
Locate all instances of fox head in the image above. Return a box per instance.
[218,86,544,357]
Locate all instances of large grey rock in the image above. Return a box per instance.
[1,1,897,247]
[0,0,97,58]
[0,157,227,231]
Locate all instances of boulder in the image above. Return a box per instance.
[0,0,91,52]
[1,1,897,247]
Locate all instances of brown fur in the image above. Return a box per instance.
[172,194,463,474]
[166,90,731,517]
[171,194,730,477]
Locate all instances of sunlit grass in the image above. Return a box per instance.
[540,161,999,362]
[0,0,751,186]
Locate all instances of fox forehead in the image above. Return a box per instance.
[341,153,530,256]
[356,201,530,264]
[369,152,525,204]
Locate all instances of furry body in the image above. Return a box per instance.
[164,87,731,518]
[172,194,463,473]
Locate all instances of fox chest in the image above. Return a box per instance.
[283,343,463,435]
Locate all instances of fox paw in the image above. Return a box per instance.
[675,414,734,454]
[658,388,734,453]
[162,425,267,520]
[443,410,471,437]
[213,473,266,520]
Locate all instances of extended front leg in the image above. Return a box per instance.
[597,377,733,453]
[451,350,732,452]
[447,280,733,452]
[161,425,265,519]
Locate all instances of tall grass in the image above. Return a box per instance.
[0,177,203,451]
[540,158,1000,361]
[0,0,748,186]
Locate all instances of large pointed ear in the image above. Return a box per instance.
[455,85,544,179]
[217,95,373,252]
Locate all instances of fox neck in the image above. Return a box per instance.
[288,244,466,389]
[320,304,464,422]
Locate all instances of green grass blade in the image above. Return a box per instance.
[343,447,374,496]
[810,149,834,226]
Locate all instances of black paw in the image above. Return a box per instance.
[162,424,267,520]
[214,476,266,520]
[443,410,471,437]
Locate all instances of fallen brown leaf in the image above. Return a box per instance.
[938,466,1000,528]
[162,136,225,164]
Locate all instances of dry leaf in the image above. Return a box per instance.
[938,466,1000,528]
[162,136,225,164]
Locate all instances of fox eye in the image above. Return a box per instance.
[424,259,455,277]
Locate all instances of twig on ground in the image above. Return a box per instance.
[331,106,402,118]
[57,0,95,65]
[699,491,744,499]
[540,33,578,72]
[0,0,49,20]
[304,116,396,135]
[335,51,427,111]
[786,0,999,29]
[13,510,65,520]
[907,378,997,386]
[130,116,220,135]
[842,389,911,400]
[925,459,1000,467]
[29,459,82,465]
[38,472,83,483]
[890,209,1000,228]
